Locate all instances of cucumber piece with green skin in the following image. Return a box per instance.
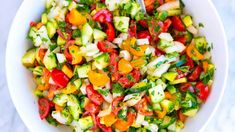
[167,9,182,16]
[148,83,165,103]
[41,13,48,24]
[152,103,162,111]
[117,106,127,120]
[33,89,43,97]
[93,29,107,41]
[67,94,82,120]
[78,116,94,130]
[184,31,193,43]
[81,23,93,45]
[46,0,54,9]
[130,2,141,18]
[53,93,68,106]
[76,64,91,78]
[46,115,58,126]
[195,36,208,54]
[166,85,177,94]
[21,48,36,67]
[57,35,66,45]
[183,15,193,27]
[160,99,175,113]
[80,96,89,109]
[33,66,44,76]
[159,116,176,129]
[169,77,187,85]
[61,107,73,125]
[28,27,37,40]
[68,1,78,11]
[162,72,178,82]
[93,53,109,70]
[43,51,57,70]
[128,82,152,93]
[52,108,73,125]
[73,79,82,90]
[114,16,130,33]
[46,20,57,38]
[182,106,199,117]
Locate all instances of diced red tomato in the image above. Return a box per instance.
[128,20,137,37]
[111,72,121,82]
[137,30,152,43]
[179,83,192,92]
[38,98,50,120]
[188,65,202,81]
[130,69,141,83]
[118,69,141,88]
[118,77,133,88]
[85,102,100,114]
[89,113,98,130]
[93,9,112,23]
[112,96,124,115]
[195,82,210,101]
[109,52,119,72]
[161,18,172,32]
[38,48,47,61]
[96,117,113,132]
[185,55,194,70]
[97,41,115,53]
[138,20,148,28]
[86,85,104,105]
[51,69,70,88]
[171,16,185,31]
[114,112,136,131]
[155,47,165,57]
[175,36,187,45]
[64,49,73,62]
[176,69,188,79]
[136,97,153,116]
[158,0,164,5]
[105,22,115,41]
[90,3,96,11]
[30,21,37,27]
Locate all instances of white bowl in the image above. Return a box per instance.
[6,0,228,131]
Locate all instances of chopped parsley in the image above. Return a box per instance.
[198,23,204,28]
[112,83,124,94]
[97,89,110,96]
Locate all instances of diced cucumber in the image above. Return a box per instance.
[61,107,73,125]
[52,108,73,125]
[81,23,93,45]
[46,0,54,9]
[93,29,107,41]
[183,15,193,27]
[169,77,187,85]
[195,36,208,54]
[117,106,127,120]
[56,53,66,63]
[53,93,68,106]
[148,80,166,103]
[162,72,178,82]
[130,3,141,18]
[114,16,130,33]
[73,79,82,90]
[68,1,78,11]
[167,9,182,16]
[28,27,37,40]
[128,82,152,93]
[167,121,176,131]
[152,103,162,111]
[76,64,91,78]
[46,20,57,38]
[80,96,90,109]
[57,35,66,45]
[182,106,199,117]
[78,116,94,130]
[33,89,43,97]
[46,115,58,126]
[33,66,44,76]
[184,31,193,43]
[166,85,177,94]
[21,48,36,67]
[41,13,48,24]
[93,53,109,70]
[105,0,120,11]
[43,51,57,70]
[160,99,174,113]
[159,116,176,129]
[157,39,174,51]
[67,94,82,120]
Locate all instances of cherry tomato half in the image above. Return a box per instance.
[112,96,124,115]
[97,41,116,53]
[136,97,153,116]
[38,98,50,120]
[105,22,116,41]
[188,65,202,81]
[128,20,137,37]
[195,82,210,101]
[109,52,119,72]
[171,16,186,31]
[85,102,100,114]
[51,69,70,88]
[86,84,104,105]
[96,117,112,132]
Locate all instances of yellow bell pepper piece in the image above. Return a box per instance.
[62,65,74,79]
[100,112,117,127]
[61,83,77,94]
[186,43,204,60]
[69,45,83,65]
[118,58,133,74]
[88,71,110,87]
[67,9,87,26]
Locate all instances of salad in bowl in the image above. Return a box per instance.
[21,0,215,131]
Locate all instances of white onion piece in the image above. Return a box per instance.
[56,53,66,63]
[52,111,67,125]
[165,41,186,53]
[113,38,123,44]
[113,93,122,99]
[119,50,132,61]
[187,25,198,35]
[124,93,144,106]
[157,1,180,11]
[102,93,113,103]
[137,38,149,45]
[158,32,173,41]
[152,63,171,78]
[98,105,112,117]
[147,55,167,70]
[49,77,56,85]
[52,46,60,53]
[119,33,128,40]
[145,46,156,56]
[141,121,158,132]
[81,44,99,57]
[135,113,145,126]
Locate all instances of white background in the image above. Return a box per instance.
[0,0,235,131]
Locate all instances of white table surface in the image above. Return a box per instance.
[0,0,235,131]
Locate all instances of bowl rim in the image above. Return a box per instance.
[5,0,229,131]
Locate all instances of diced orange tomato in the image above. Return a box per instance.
[36,22,44,29]
[186,43,204,60]
[88,71,110,86]
[165,92,173,99]
[202,61,209,73]
[48,86,57,99]
[131,57,147,68]
[114,112,136,131]
[129,45,148,57]
[122,37,136,51]
[62,65,74,78]
[37,84,49,91]
[68,45,83,65]
[55,104,63,112]
[178,110,187,122]
[67,9,87,26]
[100,112,117,127]
[155,108,167,119]
[61,83,77,94]
[118,58,133,74]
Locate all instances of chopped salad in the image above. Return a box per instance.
[21,0,215,131]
